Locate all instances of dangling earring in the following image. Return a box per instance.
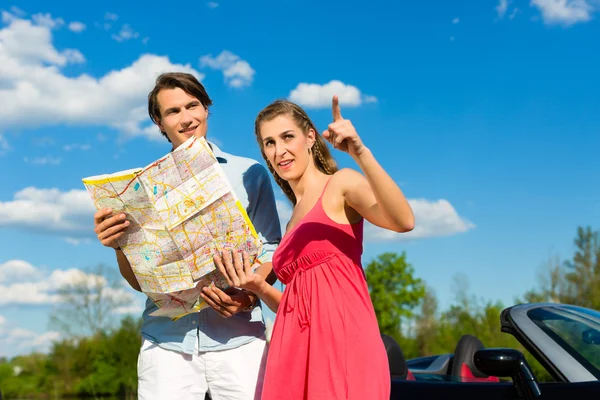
[308,147,312,155]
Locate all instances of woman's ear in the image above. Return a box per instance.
[307,128,316,148]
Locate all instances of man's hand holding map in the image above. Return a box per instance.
[82,136,264,320]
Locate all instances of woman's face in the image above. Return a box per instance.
[259,115,315,181]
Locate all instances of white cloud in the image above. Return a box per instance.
[452,17,460,24]
[497,0,510,18]
[10,328,60,353]
[274,195,473,242]
[63,143,91,151]
[62,48,86,63]
[105,12,118,22]
[208,2,219,8]
[68,21,86,33]
[0,134,9,154]
[0,260,134,307]
[0,187,95,237]
[31,330,61,348]
[65,237,92,246]
[531,0,594,25]
[0,14,202,140]
[9,6,27,17]
[31,12,64,29]
[97,21,112,31]
[11,327,36,339]
[366,198,474,241]
[200,50,255,88]
[0,314,5,325]
[364,95,378,104]
[114,302,145,315]
[0,281,57,305]
[111,23,139,42]
[0,265,97,306]
[0,13,83,67]
[23,156,62,165]
[0,321,60,357]
[288,80,377,109]
[33,136,55,146]
[48,267,107,288]
[2,11,16,24]
[0,259,38,283]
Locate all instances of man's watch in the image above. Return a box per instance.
[241,291,259,312]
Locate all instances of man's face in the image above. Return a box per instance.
[156,87,209,148]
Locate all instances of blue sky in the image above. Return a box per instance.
[0,0,599,358]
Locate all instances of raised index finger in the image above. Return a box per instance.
[332,95,343,121]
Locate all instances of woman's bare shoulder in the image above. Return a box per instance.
[330,168,365,189]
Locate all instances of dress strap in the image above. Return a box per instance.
[318,176,334,200]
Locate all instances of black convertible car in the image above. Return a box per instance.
[385,302,600,399]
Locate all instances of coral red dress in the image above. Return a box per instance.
[261,181,390,399]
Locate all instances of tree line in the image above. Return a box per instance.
[0,225,597,399]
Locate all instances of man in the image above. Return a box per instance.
[93,72,282,400]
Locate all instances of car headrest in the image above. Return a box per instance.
[381,334,408,380]
[450,334,489,379]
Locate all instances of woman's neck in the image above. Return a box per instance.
[289,165,326,205]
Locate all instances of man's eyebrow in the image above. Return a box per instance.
[163,106,180,114]
[187,100,201,107]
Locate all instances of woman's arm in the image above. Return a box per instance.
[323,96,414,232]
[340,156,414,233]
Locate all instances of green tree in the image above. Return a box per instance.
[77,316,141,398]
[521,226,600,309]
[520,254,564,304]
[49,263,133,337]
[413,286,439,358]
[563,226,600,309]
[366,252,425,340]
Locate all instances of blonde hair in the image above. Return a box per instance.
[255,100,338,205]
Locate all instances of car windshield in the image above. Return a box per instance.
[528,306,600,379]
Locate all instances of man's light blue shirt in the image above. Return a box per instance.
[141,140,282,355]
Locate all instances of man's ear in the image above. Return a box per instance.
[155,115,164,131]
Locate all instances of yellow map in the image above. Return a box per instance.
[82,136,264,320]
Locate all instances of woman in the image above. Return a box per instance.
[211,96,414,399]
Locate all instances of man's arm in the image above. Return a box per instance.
[94,208,141,292]
[116,249,141,292]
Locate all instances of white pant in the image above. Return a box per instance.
[137,337,268,400]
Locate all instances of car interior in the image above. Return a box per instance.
[382,333,500,382]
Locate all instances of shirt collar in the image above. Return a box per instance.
[207,140,228,164]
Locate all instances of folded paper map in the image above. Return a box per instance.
[82,136,264,320]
